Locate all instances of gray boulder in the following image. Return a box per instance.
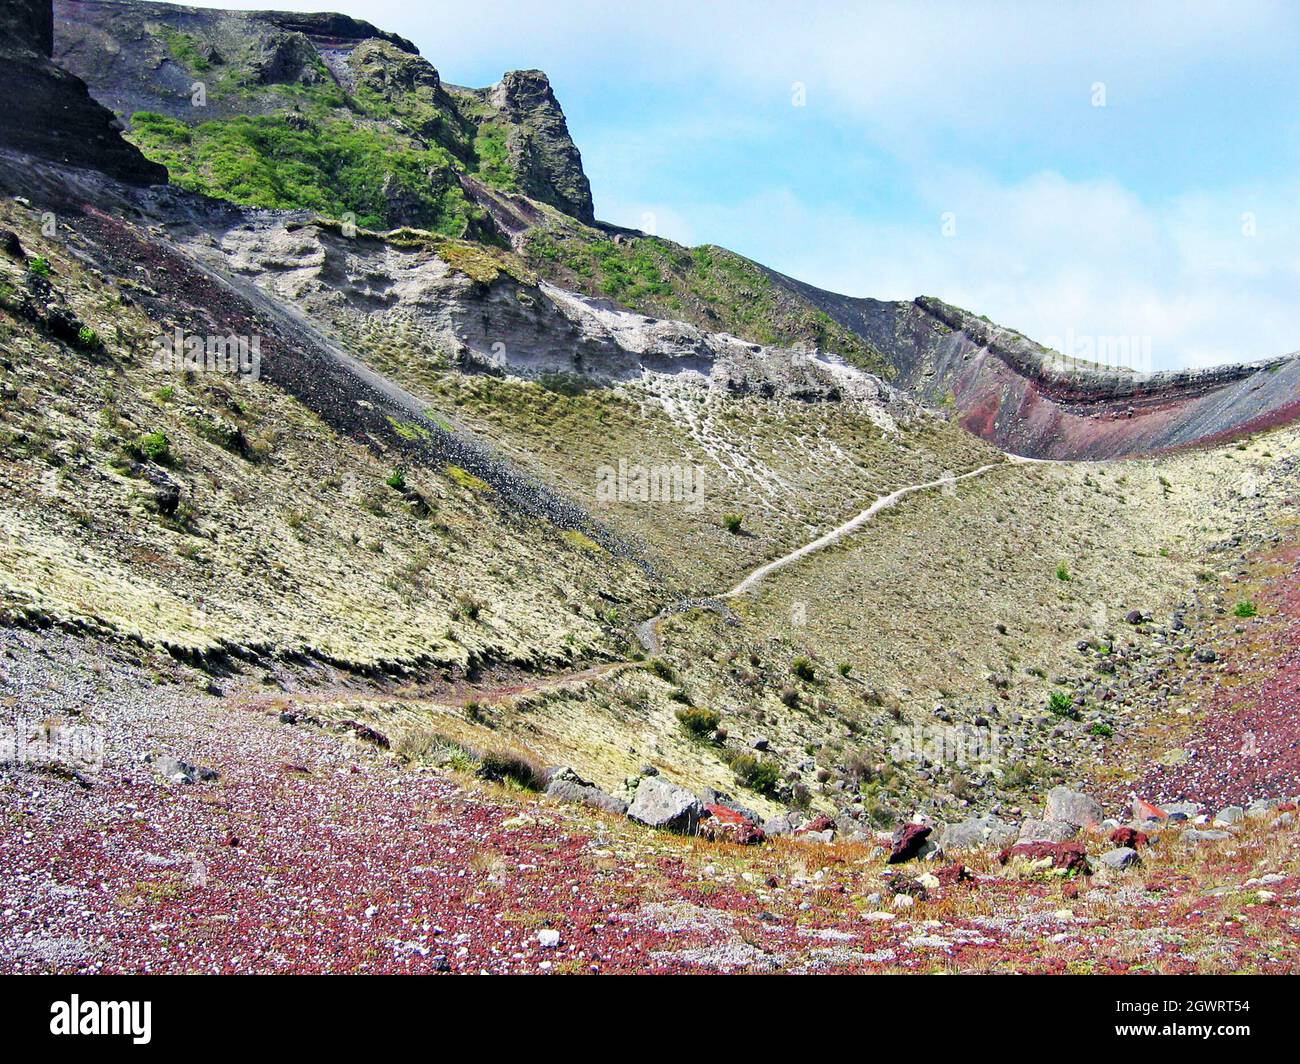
[627,776,705,834]
[154,756,218,785]
[1100,846,1140,870]
[546,772,628,816]
[1214,805,1245,825]
[762,812,804,837]
[1045,786,1103,829]
[939,814,1018,851]
[1182,828,1232,845]
[1018,819,1079,843]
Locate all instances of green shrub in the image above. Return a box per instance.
[128,430,172,466]
[1088,722,1114,738]
[27,256,51,278]
[1233,600,1257,618]
[837,662,852,678]
[791,656,815,682]
[76,325,101,351]
[722,513,744,533]
[675,705,721,738]
[385,466,408,491]
[730,753,781,797]
[1055,562,1071,581]
[1047,690,1080,720]
[1002,761,1033,789]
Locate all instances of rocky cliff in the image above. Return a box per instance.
[53,0,593,230]
[0,0,167,184]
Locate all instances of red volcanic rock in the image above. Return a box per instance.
[699,805,765,845]
[998,841,1091,875]
[888,823,932,864]
[1109,826,1149,849]
[800,814,835,834]
[935,862,975,887]
[1131,797,1167,822]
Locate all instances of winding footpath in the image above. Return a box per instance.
[724,462,1006,598]
[635,456,1034,652]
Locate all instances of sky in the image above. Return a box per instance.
[166,1,1300,370]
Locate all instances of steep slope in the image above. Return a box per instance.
[0,0,167,184]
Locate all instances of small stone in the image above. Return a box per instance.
[1214,806,1245,825]
[537,930,561,949]
[1100,846,1141,870]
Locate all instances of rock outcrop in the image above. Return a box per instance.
[0,0,167,184]
[487,69,595,225]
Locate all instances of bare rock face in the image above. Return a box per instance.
[489,69,595,225]
[252,31,327,86]
[0,0,167,184]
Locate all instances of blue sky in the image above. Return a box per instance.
[180,1,1300,369]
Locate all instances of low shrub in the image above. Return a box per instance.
[675,705,720,738]
[731,753,781,797]
[1047,690,1080,720]
[476,748,546,790]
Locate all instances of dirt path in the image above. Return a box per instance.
[634,457,1028,653]
[723,462,1008,598]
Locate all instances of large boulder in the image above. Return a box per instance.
[1045,787,1104,829]
[1182,828,1232,845]
[998,841,1090,876]
[698,804,765,845]
[627,776,705,834]
[939,814,1018,851]
[1100,847,1141,870]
